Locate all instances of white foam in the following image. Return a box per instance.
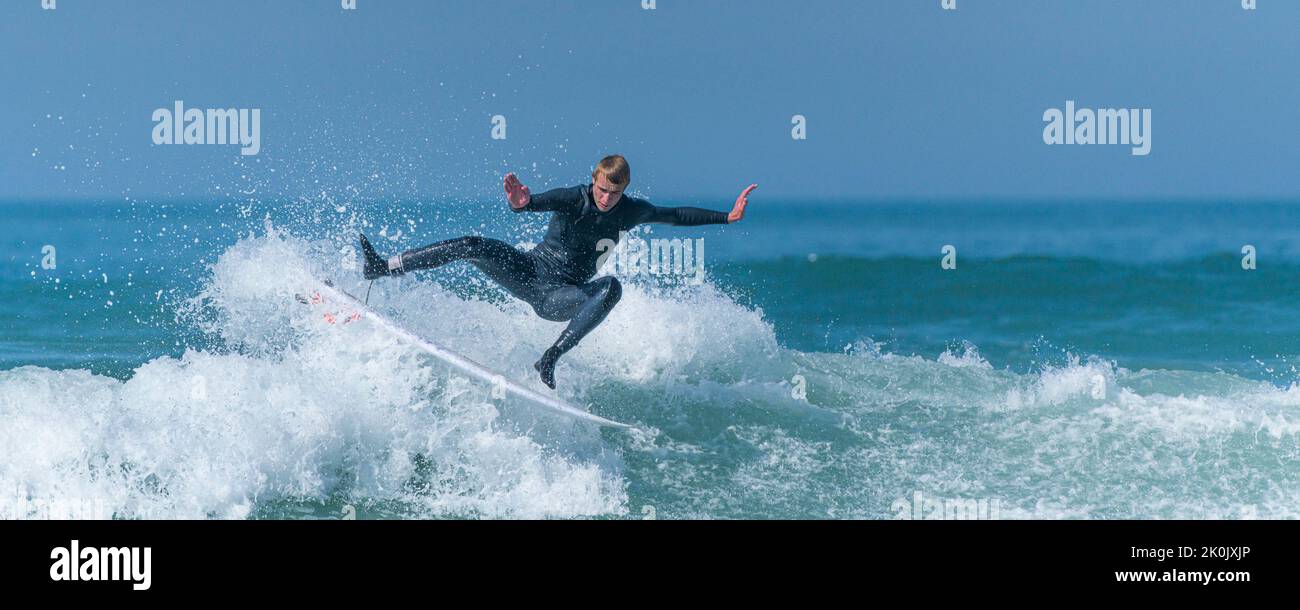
[7,228,1299,520]
[0,229,794,519]
[1000,355,1116,411]
[937,341,993,370]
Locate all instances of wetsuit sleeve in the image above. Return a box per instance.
[634,201,730,226]
[513,185,583,213]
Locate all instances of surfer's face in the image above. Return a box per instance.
[592,175,626,212]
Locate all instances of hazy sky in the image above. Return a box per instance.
[1,0,1296,203]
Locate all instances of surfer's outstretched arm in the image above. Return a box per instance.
[505,173,580,213]
[637,184,758,226]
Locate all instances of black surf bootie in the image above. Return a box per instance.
[534,330,582,390]
[360,233,399,280]
[535,345,561,390]
[534,346,563,390]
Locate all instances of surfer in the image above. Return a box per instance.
[357,155,757,389]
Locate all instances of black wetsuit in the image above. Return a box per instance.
[372,184,729,387]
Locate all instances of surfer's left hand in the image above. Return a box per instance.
[728,184,758,223]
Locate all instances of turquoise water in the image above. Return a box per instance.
[3,199,1299,519]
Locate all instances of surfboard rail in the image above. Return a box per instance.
[300,279,633,430]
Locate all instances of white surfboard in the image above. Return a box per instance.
[298,279,633,430]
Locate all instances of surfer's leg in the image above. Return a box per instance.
[530,276,623,389]
[360,234,536,298]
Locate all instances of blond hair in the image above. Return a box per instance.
[591,155,631,186]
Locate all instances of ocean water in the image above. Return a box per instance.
[3,198,1300,519]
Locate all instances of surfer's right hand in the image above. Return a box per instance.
[505,173,532,209]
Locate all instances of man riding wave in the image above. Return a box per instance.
[359,155,756,389]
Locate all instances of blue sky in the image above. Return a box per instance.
[0,0,1296,203]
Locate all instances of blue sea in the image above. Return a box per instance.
[3,198,1299,519]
